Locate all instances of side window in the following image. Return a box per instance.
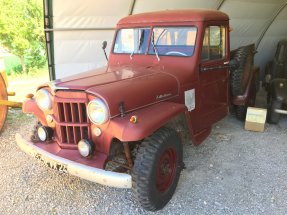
[201,26,226,61]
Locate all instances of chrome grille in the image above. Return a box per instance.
[54,93,90,147]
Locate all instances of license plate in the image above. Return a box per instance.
[35,153,68,173]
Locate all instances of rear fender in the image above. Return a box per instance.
[109,102,186,142]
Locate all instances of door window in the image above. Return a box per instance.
[201,26,226,61]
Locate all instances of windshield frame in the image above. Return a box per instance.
[112,25,198,58]
[148,25,198,58]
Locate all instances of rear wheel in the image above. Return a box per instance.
[234,106,248,121]
[0,75,8,132]
[132,127,183,211]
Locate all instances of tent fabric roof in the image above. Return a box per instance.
[49,0,287,79]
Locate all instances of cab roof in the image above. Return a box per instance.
[117,9,229,26]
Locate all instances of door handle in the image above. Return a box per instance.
[200,64,229,72]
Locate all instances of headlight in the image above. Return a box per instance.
[36,89,52,111]
[87,98,109,125]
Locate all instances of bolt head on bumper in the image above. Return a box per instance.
[15,134,132,189]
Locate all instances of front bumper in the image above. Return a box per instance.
[15,134,132,188]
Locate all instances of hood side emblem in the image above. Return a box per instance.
[156,93,172,100]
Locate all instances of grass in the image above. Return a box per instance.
[8,67,49,81]
[6,67,50,102]
[6,108,33,123]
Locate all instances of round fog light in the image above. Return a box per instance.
[37,126,53,142]
[93,127,102,137]
[46,115,53,123]
[78,139,95,157]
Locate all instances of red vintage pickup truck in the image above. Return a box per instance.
[16,9,257,211]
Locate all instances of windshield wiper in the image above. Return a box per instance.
[130,29,145,60]
[138,30,145,51]
[151,31,160,61]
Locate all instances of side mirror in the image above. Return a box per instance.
[102,41,107,50]
[102,41,108,61]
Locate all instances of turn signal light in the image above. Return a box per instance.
[130,115,138,124]
[26,94,34,99]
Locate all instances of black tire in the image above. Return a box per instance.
[230,44,255,96]
[267,100,281,124]
[132,127,183,211]
[231,67,245,96]
[234,105,247,121]
[230,44,256,121]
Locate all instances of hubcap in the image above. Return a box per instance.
[156,148,177,193]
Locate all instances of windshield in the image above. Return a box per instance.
[113,26,197,57]
[149,27,197,57]
[113,28,150,54]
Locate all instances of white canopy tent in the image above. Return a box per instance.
[43,0,287,80]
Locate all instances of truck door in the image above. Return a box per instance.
[196,25,229,131]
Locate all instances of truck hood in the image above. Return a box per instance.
[43,66,179,117]
[53,66,153,90]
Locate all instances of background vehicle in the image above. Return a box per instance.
[264,39,287,124]
[16,10,258,211]
[0,62,22,132]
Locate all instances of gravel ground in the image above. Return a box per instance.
[0,103,287,214]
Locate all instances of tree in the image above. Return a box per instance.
[0,0,46,74]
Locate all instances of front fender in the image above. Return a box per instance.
[109,102,187,142]
[22,98,47,126]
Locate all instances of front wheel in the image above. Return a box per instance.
[132,127,183,211]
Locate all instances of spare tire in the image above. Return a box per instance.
[0,74,8,132]
[230,44,255,96]
[230,44,256,121]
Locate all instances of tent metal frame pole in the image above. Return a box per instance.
[43,0,56,80]
[256,1,287,49]
[128,0,136,15]
[217,0,226,10]
[44,28,115,31]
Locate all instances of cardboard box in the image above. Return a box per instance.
[245,107,267,132]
